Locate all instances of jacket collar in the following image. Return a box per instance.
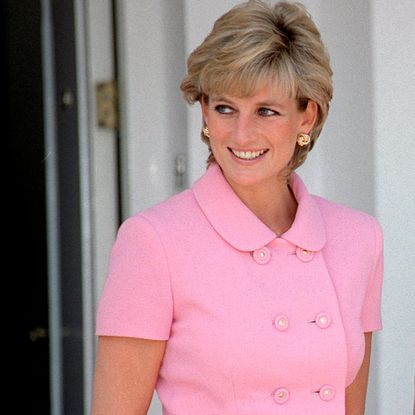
[192,163,326,252]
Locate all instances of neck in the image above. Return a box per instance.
[227,175,298,236]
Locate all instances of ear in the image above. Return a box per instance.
[300,100,318,134]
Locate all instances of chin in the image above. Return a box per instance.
[226,171,268,188]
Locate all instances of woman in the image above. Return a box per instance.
[91,1,383,414]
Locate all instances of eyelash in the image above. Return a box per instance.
[214,105,279,117]
[215,105,233,114]
[258,107,279,117]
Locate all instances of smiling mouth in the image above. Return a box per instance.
[229,148,269,160]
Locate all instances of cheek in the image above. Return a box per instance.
[208,121,231,144]
[209,138,227,160]
[275,124,300,147]
[267,127,297,149]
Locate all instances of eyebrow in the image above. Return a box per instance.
[257,100,286,108]
[210,95,235,105]
[210,95,287,108]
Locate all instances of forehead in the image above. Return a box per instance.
[207,70,296,100]
[210,82,294,103]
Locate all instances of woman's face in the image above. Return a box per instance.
[202,84,317,193]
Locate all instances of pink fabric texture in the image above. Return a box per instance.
[96,164,384,415]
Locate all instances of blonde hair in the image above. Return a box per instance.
[180,0,333,172]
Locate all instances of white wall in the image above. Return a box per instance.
[371,1,415,413]
[301,1,375,212]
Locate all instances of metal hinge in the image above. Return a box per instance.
[95,80,118,129]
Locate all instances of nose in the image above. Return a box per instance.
[232,114,255,146]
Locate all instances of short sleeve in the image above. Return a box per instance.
[96,214,173,340]
[361,217,384,332]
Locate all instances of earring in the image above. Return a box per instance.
[203,126,210,139]
[297,133,311,146]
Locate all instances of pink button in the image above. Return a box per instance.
[274,387,290,404]
[315,312,332,329]
[319,384,336,401]
[252,247,271,264]
[295,246,314,262]
[274,314,289,331]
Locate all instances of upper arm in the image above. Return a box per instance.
[345,332,373,415]
[96,215,173,340]
[91,336,167,415]
[92,215,172,414]
[361,217,384,332]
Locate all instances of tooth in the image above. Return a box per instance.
[231,149,267,159]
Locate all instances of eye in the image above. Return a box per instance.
[215,105,233,114]
[258,107,278,117]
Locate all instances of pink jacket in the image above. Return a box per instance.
[97,164,384,415]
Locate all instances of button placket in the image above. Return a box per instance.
[318,384,336,401]
[252,246,271,264]
[273,387,290,404]
[313,312,332,329]
[295,246,314,262]
[274,314,289,332]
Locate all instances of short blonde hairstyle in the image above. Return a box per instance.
[180,0,333,172]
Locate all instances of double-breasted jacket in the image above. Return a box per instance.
[97,164,384,414]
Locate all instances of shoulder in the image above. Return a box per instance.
[119,188,202,238]
[312,194,383,247]
[313,194,381,227]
